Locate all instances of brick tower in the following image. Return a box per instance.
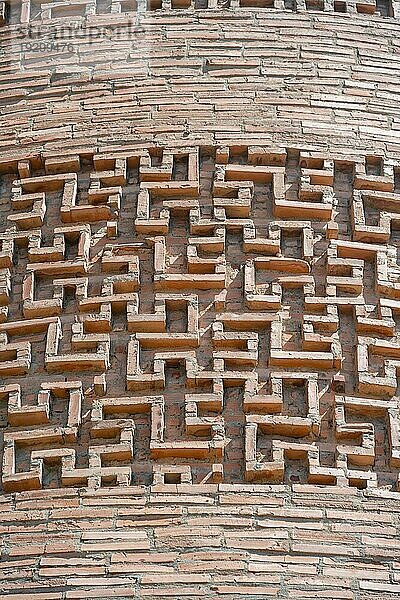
[0,1,399,598]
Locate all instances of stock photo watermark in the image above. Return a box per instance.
[15,20,144,53]
[4,0,150,58]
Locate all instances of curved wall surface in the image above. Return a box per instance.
[0,2,400,599]
[1,7,400,157]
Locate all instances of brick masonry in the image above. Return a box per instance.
[1,8,400,157]
[1,2,400,600]
[0,485,400,599]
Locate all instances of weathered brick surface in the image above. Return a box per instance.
[1,2,400,599]
[0,486,398,599]
[0,8,400,157]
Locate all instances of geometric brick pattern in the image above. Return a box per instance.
[2,0,398,23]
[0,146,400,493]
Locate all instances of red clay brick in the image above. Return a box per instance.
[0,6,399,600]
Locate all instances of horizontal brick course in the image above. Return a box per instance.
[0,487,398,598]
[0,11,400,158]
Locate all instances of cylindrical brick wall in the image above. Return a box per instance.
[0,3,400,599]
[2,9,400,157]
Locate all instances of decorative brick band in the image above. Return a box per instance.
[1,0,399,24]
[0,145,399,495]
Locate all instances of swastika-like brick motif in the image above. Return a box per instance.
[1,145,400,493]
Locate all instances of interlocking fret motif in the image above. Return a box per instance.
[1,0,397,25]
[0,145,399,492]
